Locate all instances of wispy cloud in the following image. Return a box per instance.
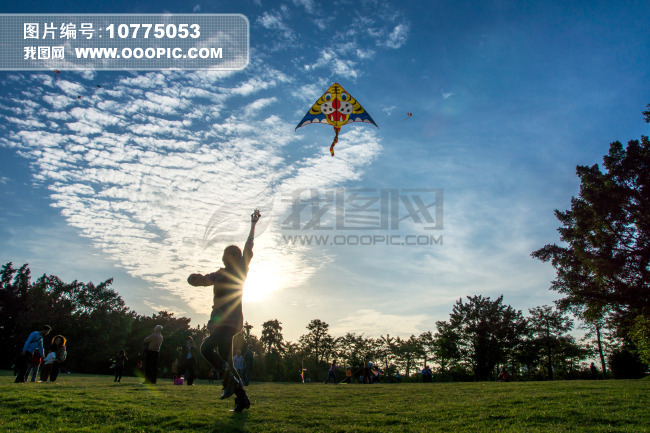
[0,63,382,317]
[384,23,410,49]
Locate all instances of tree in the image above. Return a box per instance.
[437,295,527,380]
[629,315,650,366]
[335,332,367,370]
[527,306,574,380]
[260,319,285,355]
[299,319,335,364]
[532,112,650,339]
[432,321,461,373]
[393,335,423,379]
[376,334,395,372]
[580,309,611,378]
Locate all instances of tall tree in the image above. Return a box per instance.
[298,319,334,364]
[393,335,423,378]
[438,295,527,380]
[432,321,461,373]
[532,113,650,340]
[260,319,285,355]
[335,332,367,369]
[527,306,574,380]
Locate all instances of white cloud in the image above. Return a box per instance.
[385,23,409,49]
[257,11,295,42]
[331,309,429,337]
[291,0,316,13]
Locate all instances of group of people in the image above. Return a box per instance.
[14,325,68,383]
[324,359,386,384]
[421,365,433,382]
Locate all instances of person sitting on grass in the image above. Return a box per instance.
[188,209,260,413]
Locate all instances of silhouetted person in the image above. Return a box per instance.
[590,362,598,380]
[324,360,339,384]
[242,345,254,386]
[143,325,163,384]
[188,209,260,412]
[180,337,198,385]
[114,349,127,382]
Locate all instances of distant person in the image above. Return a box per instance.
[242,345,254,386]
[208,369,215,384]
[40,335,67,382]
[590,362,598,380]
[373,367,382,383]
[396,371,402,383]
[497,367,510,382]
[363,359,373,384]
[180,337,198,385]
[324,360,339,384]
[171,358,179,380]
[14,325,51,383]
[233,349,244,379]
[343,367,352,384]
[114,349,127,382]
[25,350,42,383]
[143,325,163,384]
[187,209,260,412]
[422,365,432,383]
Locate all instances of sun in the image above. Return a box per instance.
[243,258,282,302]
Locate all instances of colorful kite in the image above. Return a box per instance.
[295,83,378,156]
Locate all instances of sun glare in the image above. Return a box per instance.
[243,259,283,302]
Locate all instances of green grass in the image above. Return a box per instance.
[1,371,648,432]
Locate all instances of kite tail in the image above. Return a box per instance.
[330,127,341,156]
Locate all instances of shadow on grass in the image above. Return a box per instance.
[210,411,249,433]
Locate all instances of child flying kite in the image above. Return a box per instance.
[187,209,261,412]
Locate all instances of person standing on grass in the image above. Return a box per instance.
[143,325,163,384]
[343,367,352,384]
[242,345,254,386]
[114,349,127,382]
[188,209,260,413]
[324,360,339,384]
[233,349,244,378]
[14,325,51,383]
[40,335,67,382]
[363,358,373,384]
[180,337,198,385]
[24,350,42,383]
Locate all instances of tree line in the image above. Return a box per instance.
[0,262,646,383]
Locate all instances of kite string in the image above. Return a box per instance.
[330,127,341,157]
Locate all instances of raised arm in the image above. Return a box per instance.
[243,209,261,266]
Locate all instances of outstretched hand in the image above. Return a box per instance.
[251,209,261,223]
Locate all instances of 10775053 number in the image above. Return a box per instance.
[105,23,200,39]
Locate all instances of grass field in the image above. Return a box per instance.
[1,371,648,432]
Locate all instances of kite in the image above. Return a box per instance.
[403,112,412,121]
[295,83,378,156]
[54,70,60,81]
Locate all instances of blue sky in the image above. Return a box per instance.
[0,0,648,342]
